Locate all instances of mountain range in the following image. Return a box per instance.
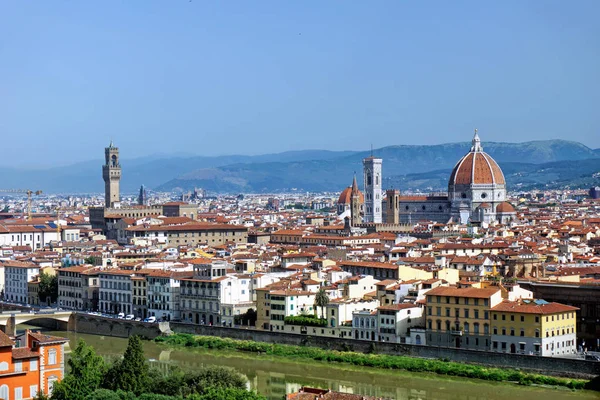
[1,140,599,194]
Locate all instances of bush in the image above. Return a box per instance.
[156,334,589,390]
[284,315,327,327]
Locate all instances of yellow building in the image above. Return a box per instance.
[425,286,503,351]
[27,276,41,306]
[490,299,578,356]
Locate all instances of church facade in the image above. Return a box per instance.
[398,131,515,224]
[338,132,516,226]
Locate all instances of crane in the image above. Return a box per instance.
[0,189,43,220]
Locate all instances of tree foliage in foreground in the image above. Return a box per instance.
[52,340,107,400]
[51,335,265,400]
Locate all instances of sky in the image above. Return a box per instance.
[1,1,599,167]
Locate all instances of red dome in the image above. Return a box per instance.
[496,202,515,213]
[449,133,505,186]
[337,187,364,205]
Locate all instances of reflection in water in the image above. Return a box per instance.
[47,331,595,400]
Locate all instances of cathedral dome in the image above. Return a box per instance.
[337,186,364,205]
[449,132,505,186]
[496,201,515,213]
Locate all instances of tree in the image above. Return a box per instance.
[51,340,107,400]
[314,288,329,319]
[103,336,149,395]
[234,309,257,326]
[188,387,265,400]
[39,272,58,304]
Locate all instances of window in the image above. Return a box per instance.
[48,376,59,395]
[520,315,525,322]
[30,385,38,398]
[48,349,57,365]
[15,387,23,400]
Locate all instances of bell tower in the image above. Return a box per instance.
[363,155,383,223]
[102,141,121,208]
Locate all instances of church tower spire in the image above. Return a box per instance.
[350,173,362,227]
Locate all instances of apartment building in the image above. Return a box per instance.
[0,330,68,399]
[98,270,134,315]
[125,223,248,247]
[265,289,317,332]
[179,261,253,326]
[377,303,424,343]
[3,261,40,303]
[425,286,503,351]
[339,261,400,281]
[131,273,149,319]
[147,270,191,321]
[0,225,60,250]
[490,299,578,356]
[58,266,98,310]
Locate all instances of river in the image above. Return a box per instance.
[38,330,598,400]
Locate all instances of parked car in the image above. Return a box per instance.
[125,314,135,320]
[147,316,156,323]
[117,312,125,319]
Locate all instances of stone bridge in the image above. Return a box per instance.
[0,311,74,336]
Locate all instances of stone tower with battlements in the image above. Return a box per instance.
[385,189,400,224]
[102,141,121,208]
[363,156,382,223]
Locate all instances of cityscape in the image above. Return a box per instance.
[1,1,600,400]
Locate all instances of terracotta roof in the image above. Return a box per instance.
[449,148,505,186]
[496,202,516,213]
[425,286,500,299]
[337,186,364,205]
[492,300,579,315]
[377,303,419,311]
[287,387,381,400]
[28,332,68,344]
[12,348,39,359]
[0,330,14,347]
[339,261,398,270]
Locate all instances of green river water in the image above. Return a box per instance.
[38,330,599,400]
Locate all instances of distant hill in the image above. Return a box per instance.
[387,158,600,192]
[0,149,354,193]
[1,140,598,193]
[157,140,600,193]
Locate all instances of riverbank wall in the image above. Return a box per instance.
[70,313,600,378]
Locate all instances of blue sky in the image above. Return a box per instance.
[1,1,599,166]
